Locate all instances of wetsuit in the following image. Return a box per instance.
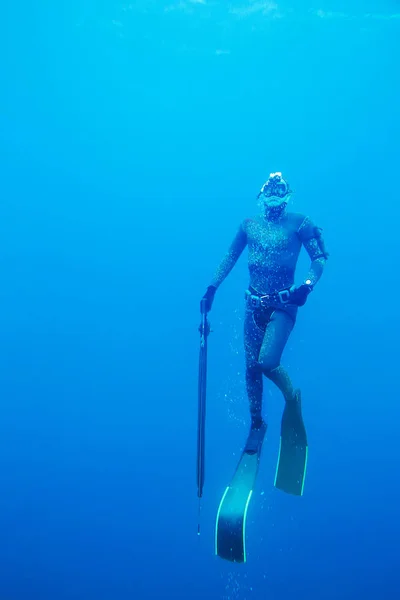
[208,209,328,427]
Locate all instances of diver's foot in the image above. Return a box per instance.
[245,419,267,455]
[251,412,265,430]
[286,389,302,411]
[283,389,306,443]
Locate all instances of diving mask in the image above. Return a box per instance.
[258,172,291,207]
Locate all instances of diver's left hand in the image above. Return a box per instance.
[289,284,312,307]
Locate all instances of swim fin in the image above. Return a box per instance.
[215,422,267,562]
[274,390,308,496]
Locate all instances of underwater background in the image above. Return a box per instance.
[1,1,399,598]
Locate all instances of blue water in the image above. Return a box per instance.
[1,2,399,599]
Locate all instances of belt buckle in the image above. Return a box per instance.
[250,295,260,308]
[278,289,290,304]
[259,294,270,308]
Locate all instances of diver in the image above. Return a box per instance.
[201,172,328,452]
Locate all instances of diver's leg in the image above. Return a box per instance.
[268,366,296,404]
[244,306,265,429]
[246,371,265,428]
[257,310,296,403]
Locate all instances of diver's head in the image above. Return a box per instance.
[257,172,292,217]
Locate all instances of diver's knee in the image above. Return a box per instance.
[258,358,280,375]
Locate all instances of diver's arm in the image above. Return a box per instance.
[210,223,248,289]
[298,218,329,289]
[303,256,327,288]
[201,223,247,312]
[288,220,328,307]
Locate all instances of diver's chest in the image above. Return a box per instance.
[248,223,297,252]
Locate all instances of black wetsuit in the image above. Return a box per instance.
[209,209,328,426]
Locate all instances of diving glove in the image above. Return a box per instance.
[289,282,313,307]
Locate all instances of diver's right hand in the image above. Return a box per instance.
[200,285,217,313]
